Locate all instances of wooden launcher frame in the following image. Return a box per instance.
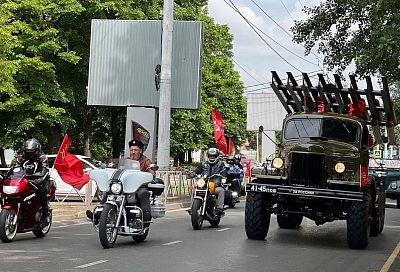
[270,71,397,145]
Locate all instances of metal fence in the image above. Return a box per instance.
[156,170,193,201]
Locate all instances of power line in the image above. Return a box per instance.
[250,0,324,63]
[244,70,322,89]
[224,0,303,73]
[232,57,267,84]
[279,0,295,22]
[246,20,321,68]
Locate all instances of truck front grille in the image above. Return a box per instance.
[290,152,325,187]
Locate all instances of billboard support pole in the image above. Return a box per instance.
[157,0,174,170]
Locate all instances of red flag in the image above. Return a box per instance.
[54,134,90,190]
[227,138,235,155]
[211,108,227,155]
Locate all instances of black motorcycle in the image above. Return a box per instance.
[188,173,224,230]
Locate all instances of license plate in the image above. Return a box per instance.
[248,184,277,193]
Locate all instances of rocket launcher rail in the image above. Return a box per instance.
[270,71,397,145]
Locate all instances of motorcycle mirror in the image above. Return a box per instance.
[149,164,159,171]
[258,125,264,133]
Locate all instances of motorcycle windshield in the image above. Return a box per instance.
[89,169,153,193]
[9,167,25,180]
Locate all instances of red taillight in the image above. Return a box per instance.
[360,165,369,187]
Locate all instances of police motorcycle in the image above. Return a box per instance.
[188,173,225,230]
[89,159,165,249]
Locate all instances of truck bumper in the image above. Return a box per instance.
[246,182,364,202]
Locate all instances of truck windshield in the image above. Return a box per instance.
[284,118,359,143]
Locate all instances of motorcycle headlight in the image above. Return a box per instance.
[196,178,205,188]
[110,182,122,194]
[3,185,18,194]
[334,162,346,173]
[272,157,284,169]
[390,182,397,190]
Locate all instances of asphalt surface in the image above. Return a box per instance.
[0,201,399,272]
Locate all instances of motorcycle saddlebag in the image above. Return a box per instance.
[148,178,165,196]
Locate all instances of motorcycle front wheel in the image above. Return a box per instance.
[99,204,118,249]
[191,198,204,230]
[33,210,52,238]
[132,228,149,242]
[0,209,18,243]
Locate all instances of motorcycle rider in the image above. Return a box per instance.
[14,138,50,219]
[226,156,242,195]
[234,154,243,169]
[127,139,155,222]
[86,139,155,222]
[194,148,226,216]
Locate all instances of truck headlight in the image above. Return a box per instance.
[272,158,284,169]
[390,182,397,190]
[334,162,346,173]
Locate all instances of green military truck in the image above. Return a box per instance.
[245,72,396,249]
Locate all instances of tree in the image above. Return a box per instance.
[0,0,84,155]
[171,12,247,162]
[291,0,400,81]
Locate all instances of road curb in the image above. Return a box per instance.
[51,201,191,221]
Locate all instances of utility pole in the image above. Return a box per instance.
[157,0,174,170]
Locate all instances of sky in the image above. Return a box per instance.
[207,0,328,93]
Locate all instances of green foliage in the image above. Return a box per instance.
[292,0,400,81]
[0,0,248,161]
[171,12,247,156]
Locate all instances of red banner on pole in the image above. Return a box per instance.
[54,134,90,190]
[211,108,227,155]
[227,138,235,156]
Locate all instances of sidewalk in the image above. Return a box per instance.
[51,198,191,221]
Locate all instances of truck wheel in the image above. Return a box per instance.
[277,213,303,229]
[347,195,370,249]
[245,192,271,240]
[370,189,385,237]
[397,197,400,209]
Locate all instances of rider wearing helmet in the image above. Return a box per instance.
[194,147,226,215]
[234,154,243,169]
[226,155,242,195]
[15,138,50,218]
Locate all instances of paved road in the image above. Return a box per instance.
[0,202,399,272]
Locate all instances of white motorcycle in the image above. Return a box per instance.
[89,159,165,249]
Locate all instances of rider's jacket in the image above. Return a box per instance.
[15,154,49,179]
[194,160,226,186]
[226,163,244,182]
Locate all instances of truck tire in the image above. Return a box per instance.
[370,188,385,237]
[245,192,271,240]
[397,197,400,209]
[346,195,370,249]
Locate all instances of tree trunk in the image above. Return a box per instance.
[111,108,125,158]
[0,148,5,167]
[47,125,61,154]
[188,150,193,164]
[84,106,93,157]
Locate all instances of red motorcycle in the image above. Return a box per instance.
[0,166,56,243]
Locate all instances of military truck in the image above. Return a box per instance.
[245,72,396,249]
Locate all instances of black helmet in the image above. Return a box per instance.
[207,148,220,164]
[234,154,241,162]
[22,138,41,160]
[226,156,235,164]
